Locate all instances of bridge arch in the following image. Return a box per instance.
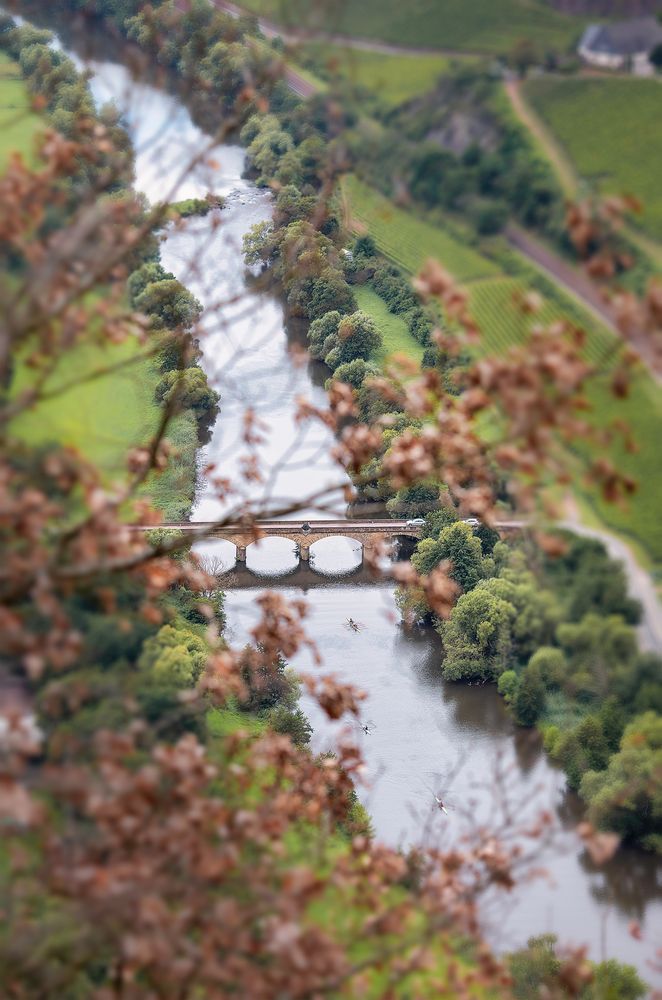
[306,535,364,575]
[241,535,300,575]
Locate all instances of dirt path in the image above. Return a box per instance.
[508,224,662,381]
[506,223,616,328]
[504,78,576,197]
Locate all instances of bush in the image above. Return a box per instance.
[138,622,208,687]
[580,712,662,851]
[497,669,519,704]
[513,664,546,726]
[527,646,567,691]
[308,310,382,371]
[329,358,379,389]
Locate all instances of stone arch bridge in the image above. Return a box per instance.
[170,519,422,564]
[146,518,525,569]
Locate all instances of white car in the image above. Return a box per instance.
[463,518,480,527]
[406,518,425,527]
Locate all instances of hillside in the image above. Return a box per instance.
[243,0,586,53]
[525,77,662,243]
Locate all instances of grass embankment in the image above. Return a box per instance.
[525,77,662,243]
[0,51,42,167]
[10,338,198,520]
[344,174,662,565]
[354,285,425,364]
[244,0,585,54]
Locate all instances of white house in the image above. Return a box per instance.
[578,17,662,71]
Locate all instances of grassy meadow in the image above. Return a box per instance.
[245,0,585,53]
[11,338,159,477]
[354,285,425,364]
[525,77,662,242]
[0,51,42,167]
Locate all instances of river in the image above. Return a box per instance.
[35,15,662,986]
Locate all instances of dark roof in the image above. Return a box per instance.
[580,17,662,56]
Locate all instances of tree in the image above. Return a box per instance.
[581,712,662,852]
[413,521,486,592]
[556,614,638,702]
[331,358,379,389]
[386,481,442,519]
[308,310,382,371]
[480,566,560,662]
[498,669,519,704]
[513,663,546,727]
[527,646,567,690]
[139,622,209,687]
[422,505,458,538]
[440,588,515,681]
[135,278,202,330]
[508,935,646,1000]
[307,267,357,321]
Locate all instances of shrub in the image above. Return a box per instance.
[330,358,379,389]
[497,669,519,704]
[308,310,382,371]
[580,712,662,851]
[513,664,546,727]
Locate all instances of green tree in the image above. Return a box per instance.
[139,623,208,687]
[497,669,519,705]
[307,267,356,321]
[480,566,559,662]
[386,481,441,519]
[308,310,382,371]
[552,716,610,790]
[422,504,458,538]
[556,614,637,701]
[155,367,220,419]
[135,278,202,330]
[513,663,546,727]
[580,712,662,852]
[439,587,515,682]
[527,646,567,690]
[330,358,379,389]
[413,521,486,592]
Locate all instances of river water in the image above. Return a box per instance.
[45,25,662,985]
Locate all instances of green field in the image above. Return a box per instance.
[467,277,662,559]
[297,44,463,106]
[246,0,585,53]
[345,176,497,282]
[525,77,662,242]
[354,285,425,364]
[346,175,662,562]
[0,51,42,166]
[468,276,610,366]
[11,339,159,477]
[11,337,198,518]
